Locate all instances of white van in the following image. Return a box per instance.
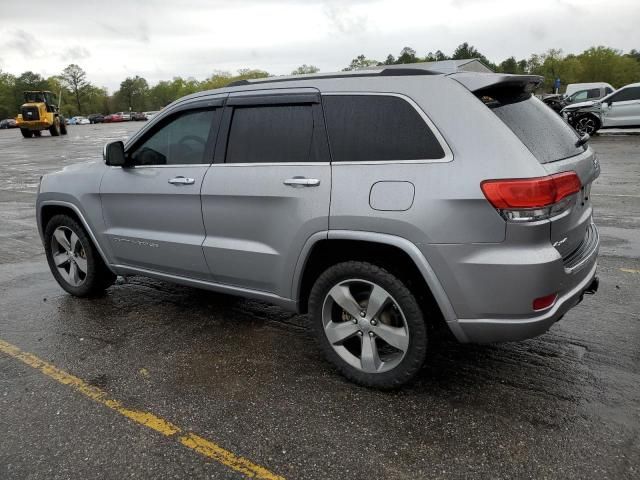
[565,82,614,98]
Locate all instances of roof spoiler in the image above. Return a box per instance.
[450,72,544,93]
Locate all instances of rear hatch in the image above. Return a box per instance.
[453,73,600,262]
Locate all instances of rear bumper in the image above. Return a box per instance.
[448,261,598,343]
[16,120,52,130]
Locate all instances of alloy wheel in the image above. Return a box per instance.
[575,116,597,135]
[51,226,87,287]
[321,279,410,373]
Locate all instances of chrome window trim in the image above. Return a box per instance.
[108,164,211,169]
[210,162,330,167]
[321,91,454,165]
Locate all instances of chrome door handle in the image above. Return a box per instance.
[168,176,195,185]
[283,177,321,187]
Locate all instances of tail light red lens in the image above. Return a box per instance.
[533,293,558,311]
[481,172,582,209]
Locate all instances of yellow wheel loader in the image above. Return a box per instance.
[16,91,67,138]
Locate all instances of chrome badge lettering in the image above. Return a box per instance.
[113,238,159,248]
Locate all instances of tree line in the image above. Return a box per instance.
[1,42,638,119]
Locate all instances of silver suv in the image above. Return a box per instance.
[37,67,600,388]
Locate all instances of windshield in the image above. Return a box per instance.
[480,90,584,164]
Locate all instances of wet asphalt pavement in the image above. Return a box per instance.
[0,123,638,479]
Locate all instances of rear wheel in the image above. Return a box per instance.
[44,214,116,296]
[309,261,428,389]
[572,114,601,135]
[20,128,33,138]
[49,117,61,136]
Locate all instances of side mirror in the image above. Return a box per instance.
[103,141,126,166]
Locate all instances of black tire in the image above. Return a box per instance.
[49,116,61,136]
[44,214,116,297]
[309,261,428,389]
[60,119,67,135]
[20,128,33,138]
[571,114,601,136]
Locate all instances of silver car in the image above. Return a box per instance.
[563,82,640,135]
[36,67,600,388]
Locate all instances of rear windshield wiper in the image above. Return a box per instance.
[575,133,590,147]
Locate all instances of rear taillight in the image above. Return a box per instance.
[481,172,581,222]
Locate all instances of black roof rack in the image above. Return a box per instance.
[227,68,440,87]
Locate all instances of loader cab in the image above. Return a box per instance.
[24,91,58,112]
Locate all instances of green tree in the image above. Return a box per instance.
[0,71,17,118]
[451,42,496,70]
[497,56,527,74]
[114,76,149,112]
[291,64,320,75]
[343,54,379,71]
[60,64,88,114]
[383,54,396,65]
[425,50,449,62]
[395,47,418,64]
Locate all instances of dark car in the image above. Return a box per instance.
[131,112,148,121]
[88,114,105,124]
[0,118,18,129]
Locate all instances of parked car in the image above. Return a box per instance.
[565,82,614,98]
[144,111,160,120]
[88,114,105,124]
[103,113,124,123]
[36,68,600,388]
[115,111,131,121]
[66,117,78,125]
[562,82,640,135]
[542,84,614,114]
[132,112,148,121]
[0,118,18,129]
[74,116,90,125]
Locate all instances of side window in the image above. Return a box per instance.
[605,87,614,95]
[571,90,588,102]
[609,87,640,103]
[322,95,445,162]
[129,109,215,165]
[225,105,313,163]
[586,88,601,99]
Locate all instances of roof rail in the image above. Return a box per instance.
[227,68,440,87]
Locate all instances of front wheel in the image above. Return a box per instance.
[571,114,601,136]
[44,214,116,296]
[309,261,428,389]
[60,119,67,135]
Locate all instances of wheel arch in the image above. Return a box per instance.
[38,201,115,273]
[293,230,460,335]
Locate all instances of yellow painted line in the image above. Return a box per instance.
[0,338,284,480]
[621,268,640,274]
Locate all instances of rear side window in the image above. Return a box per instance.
[480,92,582,164]
[586,88,601,99]
[226,105,313,163]
[322,95,445,162]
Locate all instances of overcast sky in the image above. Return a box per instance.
[1,0,638,92]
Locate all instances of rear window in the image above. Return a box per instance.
[480,91,583,164]
[322,95,445,162]
[226,105,313,163]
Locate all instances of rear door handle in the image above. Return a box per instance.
[283,177,321,187]
[168,176,195,185]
